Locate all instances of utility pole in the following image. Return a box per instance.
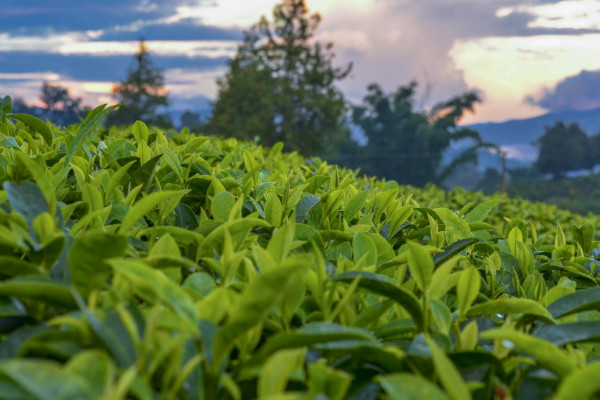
[500,150,507,194]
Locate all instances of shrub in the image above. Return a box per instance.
[2,98,600,399]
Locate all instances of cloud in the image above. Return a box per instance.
[525,69,600,111]
[6,0,600,124]
[0,0,194,33]
[0,32,237,59]
[1,52,228,111]
[499,0,600,30]
[2,66,226,112]
[499,144,538,161]
[0,51,228,82]
[166,0,277,28]
[295,0,600,125]
[96,19,241,41]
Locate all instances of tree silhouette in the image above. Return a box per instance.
[347,82,488,186]
[536,122,591,179]
[107,39,170,127]
[40,82,83,125]
[207,0,352,156]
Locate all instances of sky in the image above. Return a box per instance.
[2,0,600,124]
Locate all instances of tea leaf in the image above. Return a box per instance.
[69,232,128,296]
[10,113,52,145]
[555,361,600,400]
[119,190,189,233]
[64,104,119,166]
[425,335,472,400]
[380,373,449,400]
[0,359,93,400]
[457,267,480,316]
[481,329,575,377]
[407,241,434,292]
[333,271,423,330]
[214,258,306,363]
[547,288,600,319]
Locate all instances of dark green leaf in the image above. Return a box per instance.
[534,321,600,346]
[68,232,128,296]
[0,277,76,310]
[547,288,600,319]
[433,238,481,266]
[295,194,320,222]
[3,181,48,228]
[333,271,424,331]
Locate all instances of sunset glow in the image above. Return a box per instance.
[452,34,600,122]
[2,0,600,124]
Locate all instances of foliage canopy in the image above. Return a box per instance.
[537,122,593,179]
[2,98,600,399]
[107,40,171,128]
[339,82,490,186]
[208,0,352,156]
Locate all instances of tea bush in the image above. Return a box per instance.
[2,97,600,399]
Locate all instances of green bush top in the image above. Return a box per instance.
[1,102,600,399]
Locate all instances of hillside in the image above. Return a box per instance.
[508,174,600,215]
[464,107,600,169]
[3,101,600,399]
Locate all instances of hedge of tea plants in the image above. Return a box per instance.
[2,97,600,399]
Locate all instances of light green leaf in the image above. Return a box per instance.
[555,361,600,400]
[380,373,449,400]
[109,259,198,324]
[481,329,575,377]
[406,241,434,292]
[132,120,149,143]
[211,191,235,222]
[10,113,52,145]
[119,190,189,233]
[425,336,472,400]
[468,298,554,323]
[105,160,136,203]
[0,359,93,400]
[464,200,497,223]
[457,267,480,317]
[265,192,282,227]
[353,232,377,267]
[434,208,471,240]
[64,103,119,166]
[213,258,306,364]
[258,348,306,398]
[344,190,369,222]
[333,271,423,331]
[0,277,76,309]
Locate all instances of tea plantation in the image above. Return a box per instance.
[2,100,600,400]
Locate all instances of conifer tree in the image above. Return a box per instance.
[208,0,351,156]
[107,39,171,127]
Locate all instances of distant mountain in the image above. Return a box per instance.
[454,107,600,171]
[468,107,600,146]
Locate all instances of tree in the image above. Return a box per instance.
[348,82,488,186]
[536,122,591,180]
[107,39,170,127]
[40,82,83,125]
[590,131,600,169]
[476,167,502,195]
[207,0,352,156]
